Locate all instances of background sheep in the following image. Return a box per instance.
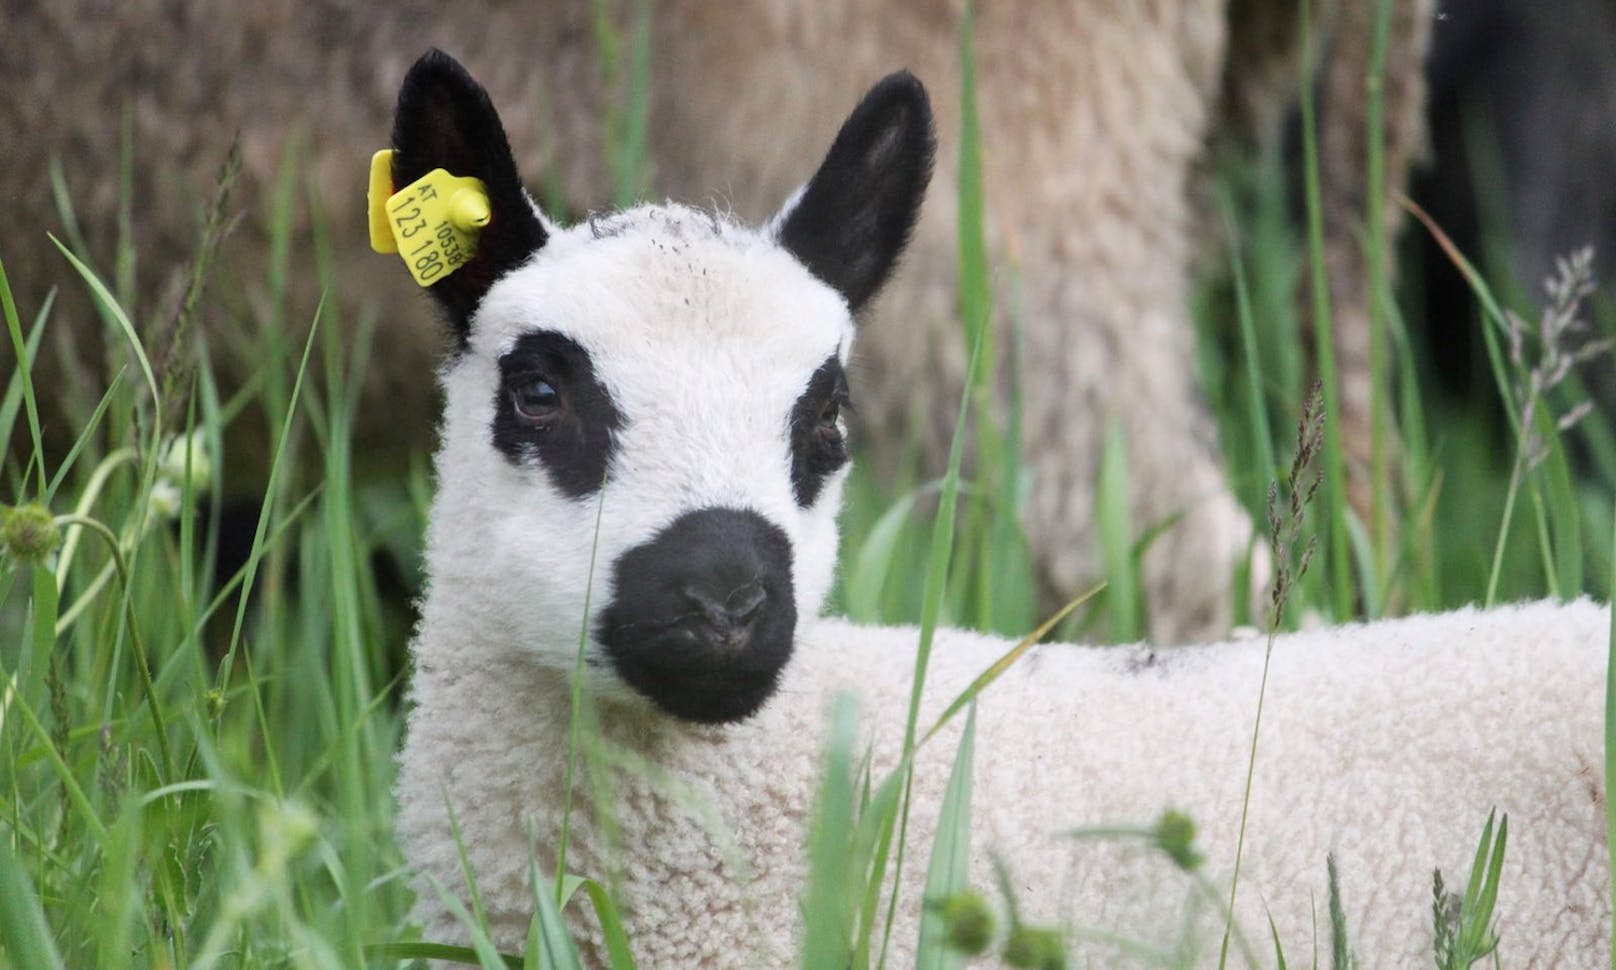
[1416,0,1616,425]
[0,0,1436,641]
[388,52,1611,967]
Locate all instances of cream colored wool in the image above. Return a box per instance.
[399,602,1613,967]
[3,0,1434,641]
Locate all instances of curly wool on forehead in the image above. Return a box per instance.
[581,201,746,243]
[474,202,854,360]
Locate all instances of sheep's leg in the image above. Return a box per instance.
[1214,0,1438,512]
[990,2,1256,642]
[848,1,1259,642]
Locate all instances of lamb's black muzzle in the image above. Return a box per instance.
[598,508,796,724]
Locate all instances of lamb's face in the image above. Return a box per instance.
[435,212,854,722]
[392,51,933,723]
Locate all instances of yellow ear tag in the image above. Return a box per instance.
[366,149,492,287]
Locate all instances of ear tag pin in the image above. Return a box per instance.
[368,149,491,287]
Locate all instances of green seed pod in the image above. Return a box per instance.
[937,889,994,955]
[1002,924,1065,970]
[1,503,61,567]
[1154,809,1204,872]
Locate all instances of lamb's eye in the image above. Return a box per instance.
[512,377,561,420]
[818,399,841,429]
[814,397,848,455]
[789,357,851,507]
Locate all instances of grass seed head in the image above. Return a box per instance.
[937,889,995,955]
[1505,246,1613,469]
[1002,923,1066,970]
[1153,809,1204,872]
[1266,381,1326,628]
[1,503,62,568]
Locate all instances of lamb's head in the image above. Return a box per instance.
[394,51,933,724]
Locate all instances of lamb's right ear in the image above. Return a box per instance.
[391,49,547,342]
[772,71,935,316]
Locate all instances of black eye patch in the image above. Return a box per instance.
[789,355,851,508]
[491,331,622,498]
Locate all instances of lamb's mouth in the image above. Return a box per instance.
[605,641,789,724]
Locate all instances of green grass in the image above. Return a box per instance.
[4,3,1616,968]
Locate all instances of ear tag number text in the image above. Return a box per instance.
[367,149,492,287]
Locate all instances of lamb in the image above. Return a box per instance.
[388,51,1612,967]
[2,0,1436,642]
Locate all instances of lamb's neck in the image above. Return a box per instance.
[408,612,705,761]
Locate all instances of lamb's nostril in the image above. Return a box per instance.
[681,580,767,642]
[723,582,767,623]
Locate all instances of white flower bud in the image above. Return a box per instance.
[148,481,183,521]
[159,430,213,494]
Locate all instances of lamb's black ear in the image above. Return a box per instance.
[773,71,935,315]
[391,49,547,342]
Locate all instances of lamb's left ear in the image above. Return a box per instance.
[773,71,936,316]
[391,49,548,342]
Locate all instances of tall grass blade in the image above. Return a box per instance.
[47,158,91,260]
[526,860,587,970]
[1298,0,1353,620]
[1468,814,1507,954]
[0,287,51,473]
[955,1,991,389]
[919,583,1099,748]
[1,256,48,494]
[846,486,926,623]
[1327,854,1352,970]
[220,295,325,693]
[21,566,55,709]
[915,704,977,969]
[1536,415,1582,599]
[365,942,518,968]
[875,7,997,962]
[439,795,510,969]
[1382,287,1439,608]
[593,0,653,209]
[1221,193,1278,503]
[851,766,907,970]
[1364,0,1396,584]
[1435,809,1506,967]
[802,693,861,970]
[43,371,126,503]
[48,237,160,430]
[427,877,522,970]
[0,835,68,970]
[616,0,652,208]
[575,877,640,970]
[556,485,609,896]
[1096,421,1141,642]
[1393,196,1583,605]
[0,648,109,844]
[1268,911,1290,970]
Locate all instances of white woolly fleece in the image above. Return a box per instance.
[397,599,1612,967]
